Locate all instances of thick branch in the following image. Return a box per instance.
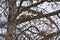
[41,31,60,40]
[16,10,60,25]
[14,0,60,19]
[14,1,45,19]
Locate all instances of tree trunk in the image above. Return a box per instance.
[5,22,16,40]
[6,0,17,40]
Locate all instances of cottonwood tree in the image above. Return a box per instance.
[0,0,60,40]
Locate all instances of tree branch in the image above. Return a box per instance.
[14,1,45,19]
[16,10,60,25]
[47,17,59,30]
[41,31,60,40]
